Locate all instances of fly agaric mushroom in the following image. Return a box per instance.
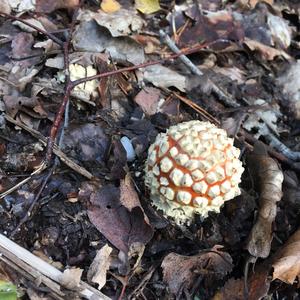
[145,120,244,224]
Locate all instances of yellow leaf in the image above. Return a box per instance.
[135,0,161,14]
[101,0,121,13]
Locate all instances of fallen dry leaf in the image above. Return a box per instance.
[88,9,144,37]
[36,0,79,13]
[0,0,11,14]
[87,244,113,290]
[162,246,233,296]
[134,87,161,115]
[213,263,271,300]
[179,9,244,48]
[277,60,300,120]
[244,38,291,60]
[3,95,47,119]
[135,0,161,14]
[120,174,141,211]
[282,171,300,208]
[11,32,42,68]
[110,139,127,180]
[62,123,109,167]
[243,99,281,139]
[267,13,291,49]
[79,181,153,254]
[272,228,300,284]
[248,0,273,8]
[72,19,145,65]
[246,142,284,258]
[60,267,83,290]
[101,0,121,13]
[144,65,186,92]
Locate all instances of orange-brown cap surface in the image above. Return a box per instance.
[145,120,244,224]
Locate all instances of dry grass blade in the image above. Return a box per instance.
[172,91,220,125]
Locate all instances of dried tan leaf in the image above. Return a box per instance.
[135,0,161,14]
[101,0,121,13]
[213,263,270,300]
[249,0,273,8]
[79,181,153,254]
[87,244,113,290]
[134,87,161,115]
[0,0,11,14]
[60,268,83,290]
[246,142,284,258]
[272,229,300,284]
[36,0,79,13]
[244,38,291,60]
[120,174,150,224]
[162,246,232,295]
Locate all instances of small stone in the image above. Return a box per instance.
[120,136,136,162]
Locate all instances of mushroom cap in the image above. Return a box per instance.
[145,120,244,224]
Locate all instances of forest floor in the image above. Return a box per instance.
[0,0,300,299]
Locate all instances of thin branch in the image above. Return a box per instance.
[0,234,111,299]
[159,29,203,76]
[0,12,63,46]
[10,164,53,237]
[0,162,46,199]
[71,44,209,88]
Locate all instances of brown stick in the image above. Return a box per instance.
[0,12,63,46]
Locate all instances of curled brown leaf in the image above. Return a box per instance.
[162,245,233,296]
[272,228,300,284]
[246,142,284,258]
[79,180,153,254]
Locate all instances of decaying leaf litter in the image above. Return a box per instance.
[0,0,299,299]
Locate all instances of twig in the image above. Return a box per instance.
[171,91,220,125]
[0,12,63,46]
[10,165,54,237]
[264,129,300,161]
[45,5,79,163]
[0,162,46,199]
[159,30,240,108]
[0,233,111,299]
[128,266,156,299]
[159,30,203,76]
